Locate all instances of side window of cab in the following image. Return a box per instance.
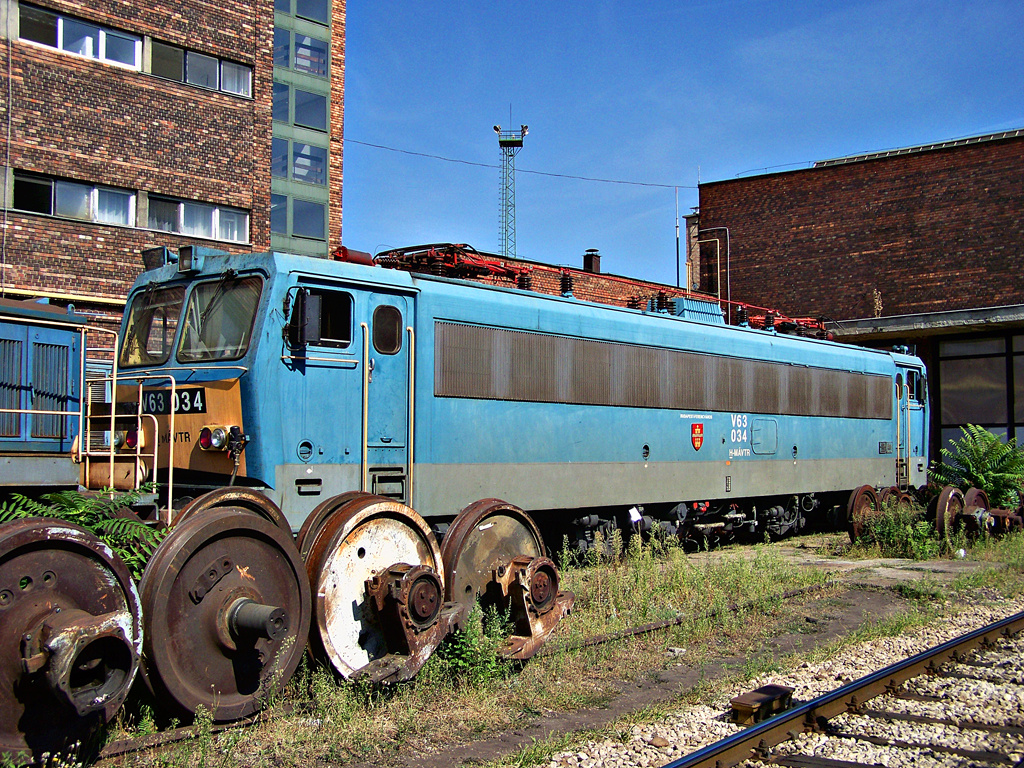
[287,287,352,348]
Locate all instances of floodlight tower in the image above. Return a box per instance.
[494,124,528,259]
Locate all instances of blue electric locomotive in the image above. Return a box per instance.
[0,243,929,756]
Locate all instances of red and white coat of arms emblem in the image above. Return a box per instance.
[691,423,704,451]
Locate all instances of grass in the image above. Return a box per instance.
[98,523,1024,768]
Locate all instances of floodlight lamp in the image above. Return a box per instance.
[521,124,528,135]
[493,125,501,133]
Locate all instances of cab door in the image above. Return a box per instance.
[360,293,412,502]
[903,367,928,488]
[895,365,928,490]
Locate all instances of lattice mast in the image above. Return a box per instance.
[494,124,527,259]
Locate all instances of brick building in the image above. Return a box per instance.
[0,0,344,324]
[690,129,1024,451]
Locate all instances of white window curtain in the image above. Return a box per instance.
[53,181,91,220]
[182,202,214,238]
[218,209,248,242]
[96,188,133,225]
[220,61,251,97]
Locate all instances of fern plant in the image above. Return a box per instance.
[0,485,165,580]
[929,424,1024,509]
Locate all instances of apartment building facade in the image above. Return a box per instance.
[0,0,344,319]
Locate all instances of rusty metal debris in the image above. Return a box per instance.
[303,493,452,683]
[139,507,310,720]
[489,555,574,660]
[730,684,795,725]
[442,499,574,660]
[0,519,143,762]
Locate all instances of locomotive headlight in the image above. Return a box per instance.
[112,431,126,449]
[199,426,229,451]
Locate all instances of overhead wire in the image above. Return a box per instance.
[345,138,696,189]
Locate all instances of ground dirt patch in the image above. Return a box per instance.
[342,538,980,768]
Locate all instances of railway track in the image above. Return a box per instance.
[663,609,1024,768]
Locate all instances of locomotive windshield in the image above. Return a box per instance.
[177,274,263,362]
[119,284,186,367]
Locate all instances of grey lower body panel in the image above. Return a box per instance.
[0,455,78,488]
[273,463,362,531]
[411,457,894,519]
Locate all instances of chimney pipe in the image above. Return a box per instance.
[583,248,601,273]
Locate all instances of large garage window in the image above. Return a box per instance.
[938,335,1024,447]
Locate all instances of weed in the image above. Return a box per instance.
[892,578,946,601]
[929,424,1024,508]
[428,604,513,688]
[0,484,163,579]
[851,499,941,560]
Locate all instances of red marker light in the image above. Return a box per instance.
[199,427,213,450]
[125,430,139,449]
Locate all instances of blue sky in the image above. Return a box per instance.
[341,1,1024,287]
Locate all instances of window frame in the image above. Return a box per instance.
[12,171,136,226]
[150,39,253,98]
[147,195,250,244]
[19,5,142,70]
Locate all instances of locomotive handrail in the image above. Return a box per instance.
[360,322,369,492]
[0,407,79,416]
[115,365,248,379]
[279,355,359,365]
[82,324,121,502]
[407,325,415,507]
[86,373,177,520]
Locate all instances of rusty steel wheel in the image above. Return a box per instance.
[0,519,143,763]
[847,485,881,543]
[935,485,966,536]
[296,490,370,561]
[303,494,452,683]
[879,486,900,505]
[139,507,310,721]
[441,499,575,660]
[173,487,291,534]
[963,487,990,512]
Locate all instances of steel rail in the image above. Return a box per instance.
[661,608,1024,768]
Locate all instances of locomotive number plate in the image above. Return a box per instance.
[142,387,207,415]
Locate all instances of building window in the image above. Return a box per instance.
[292,143,328,185]
[276,0,329,25]
[273,28,290,67]
[272,83,327,131]
[272,82,290,122]
[296,0,330,25]
[274,28,328,77]
[20,4,141,69]
[150,40,251,98]
[294,34,328,76]
[294,88,327,131]
[271,139,289,178]
[937,335,1023,448]
[292,198,325,240]
[186,51,218,89]
[148,196,249,243]
[270,194,287,234]
[12,172,134,225]
[220,61,251,96]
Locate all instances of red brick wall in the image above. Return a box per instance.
[0,0,277,303]
[473,258,707,310]
[696,135,1024,321]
